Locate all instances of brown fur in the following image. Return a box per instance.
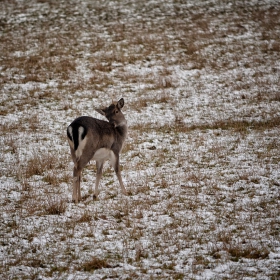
[67,98,127,202]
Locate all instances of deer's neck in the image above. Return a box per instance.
[116,121,127,140]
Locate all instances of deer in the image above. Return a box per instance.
[66,98,128,203]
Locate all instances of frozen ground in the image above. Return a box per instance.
[0,0,279,279]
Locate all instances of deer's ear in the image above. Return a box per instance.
[117,98,124,109]
[95,108,106,116]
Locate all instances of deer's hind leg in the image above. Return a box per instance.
[72,149,94,203]
[73,165,82,203]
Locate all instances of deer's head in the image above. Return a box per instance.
[96,98,126,127]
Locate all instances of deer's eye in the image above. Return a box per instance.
[116,110,119,113]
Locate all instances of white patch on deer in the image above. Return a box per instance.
[67,126,74,150]
[75,126,87,160]
[116,119,127,127]
[93,148,116,167]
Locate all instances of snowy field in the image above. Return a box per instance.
[0,0,280,279]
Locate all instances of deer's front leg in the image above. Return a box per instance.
[113,156,127,195]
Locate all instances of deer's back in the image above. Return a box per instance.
[71,116,115,135]
[67,116,116,152]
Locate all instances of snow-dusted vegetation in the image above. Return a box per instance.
[0,0,279,279]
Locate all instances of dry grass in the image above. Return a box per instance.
[25,152,57,178]
[78,256,111,272]
[43,196,67,215]
[130,116,280,136]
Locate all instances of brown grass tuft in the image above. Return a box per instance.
[43,196,67,215]
[24,152,61,178]
[79,256,111,271]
